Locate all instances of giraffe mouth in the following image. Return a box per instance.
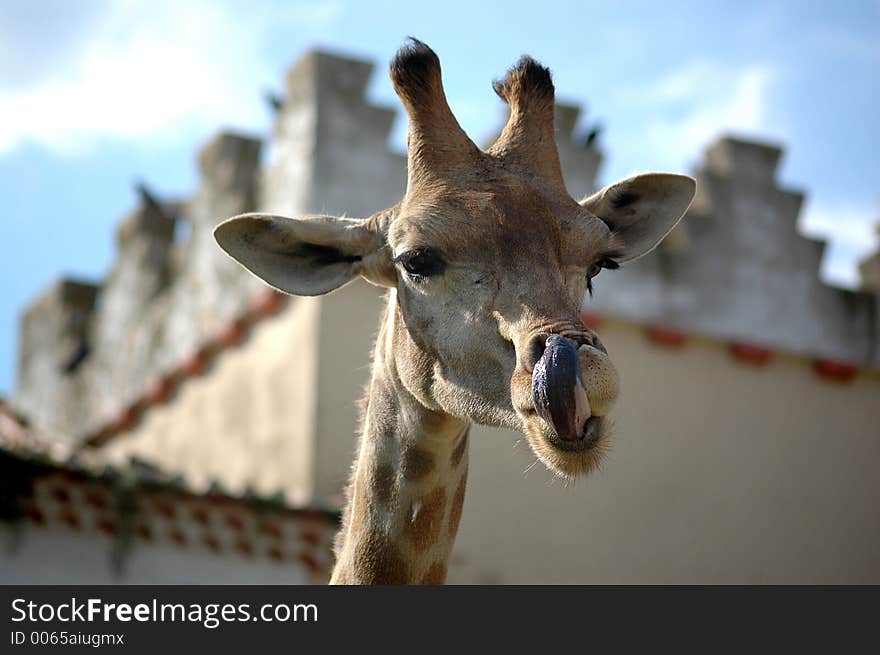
[514,333,615,475]
[542,414,605,452]
[520,409,609,478]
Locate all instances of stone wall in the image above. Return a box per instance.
[13,48,880,582]
[588,137,878,365]
[14,47,879,446]
[454,320,880,583]
[859,226,880,291]
[16,279,98,439]
[15,133,265,442]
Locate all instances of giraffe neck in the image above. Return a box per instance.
[330,295,470,584]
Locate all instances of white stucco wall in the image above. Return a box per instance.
[0,525,309,585]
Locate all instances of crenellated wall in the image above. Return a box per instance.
[16,279,99,438]
[587,136,878,365]
[15,132,265,442]
[14,48,879,583]
[859,227,880,293]
[13,47,879,450]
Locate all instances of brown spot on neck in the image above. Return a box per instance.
[370,463,396,508]
[448,470,467,541]
[420,561,448,585]
[404,486,447,551]
[401,446,434,481]
[420,406,456,433]
[352,531,410,585]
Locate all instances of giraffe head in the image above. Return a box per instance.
[215,40,694,479]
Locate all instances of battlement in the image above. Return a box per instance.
[199,131,262,179]
[116,203,175,248]
[588,133,877,365]
[22,278,99,321]
[858,225,880,291]
[553,102,602,201]
[16,278,100,437]
[12,48,880,442]
[705,136,783,184]
[193,131,262,225]
[264,48,404,219]
[19,278,99,377]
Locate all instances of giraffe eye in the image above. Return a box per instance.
[586,256,620,280]
[393,249,446,281]
[586,257,619,296]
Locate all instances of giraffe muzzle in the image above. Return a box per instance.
[531,335,591,442]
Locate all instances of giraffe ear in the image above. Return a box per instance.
[581,173,696,262]
[214,213,393,296]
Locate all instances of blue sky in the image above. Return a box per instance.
[1,0,878,396]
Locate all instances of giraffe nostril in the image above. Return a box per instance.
[526,333,549,371]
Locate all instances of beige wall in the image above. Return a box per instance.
[0,525,310,585]
[90,281,880,583]
[451,320,880,583]
[312,282,387,504]
[86,280,386,507]
[303,284,880,583]
[90,295,322,505]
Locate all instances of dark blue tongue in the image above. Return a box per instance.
[531,336,590,441]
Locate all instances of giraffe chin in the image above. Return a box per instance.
[523,413,610,479]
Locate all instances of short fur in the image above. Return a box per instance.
[390,38,444,110]
[492,55,555,112]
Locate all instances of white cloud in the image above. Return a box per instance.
[0,0,345,154]
[608,59,878,291]
[612,60,779,174]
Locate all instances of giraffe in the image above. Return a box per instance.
[214,39,695,584]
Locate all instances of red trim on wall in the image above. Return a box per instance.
[24,506,45,525]
[260,522,283,539]
[299,510,334,525]
[111,405,141,433]
[191,506,210,525]
[250,289,286,318]
[300,530,321,547]
[135,524,153,541]
[80,289,293,446]
[145,376,175,405]
[153,499,176,519]
[729,342,773,366]
[84,426,115,448]
[646,325,687,347]
[96,517,118,535]
[180,347,211,377]
[59,509,80,529]
[814,360,859,383]
[50,486,71,503]
[215,319,248,349]
[84,490,109,510]
[225,513,245,532]
[169,528,187,545]
[12,473,337,571]
[298,552,321,573]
